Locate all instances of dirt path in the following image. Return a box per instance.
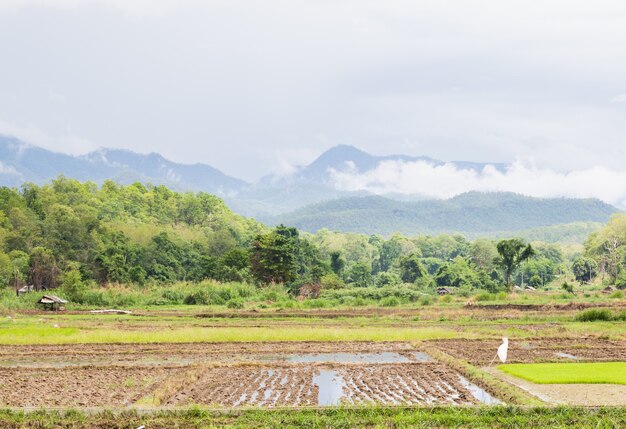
[484,367,626,406]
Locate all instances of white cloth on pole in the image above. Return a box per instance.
[497,337,508,363]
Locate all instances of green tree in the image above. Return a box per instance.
[398,253,426,283]
[250,225,299,284]
[494,239,535,289]
[348,262,373,288]
[330,251,346,276]
[572,256,598,283]
[28,247,59,290]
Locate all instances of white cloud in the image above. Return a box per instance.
[0,161,19,176]
[0,119,96,156]
[611,94,626,103]
[330,160,626,208]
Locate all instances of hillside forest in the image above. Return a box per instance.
[0,177,624,307]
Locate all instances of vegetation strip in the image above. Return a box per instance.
[499,362,626,385]
[1,407,626,428]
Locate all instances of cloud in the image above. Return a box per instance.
[329,160,626,208]
[611,94,626,103]
[0,161,19,176]
[0,119,97,156]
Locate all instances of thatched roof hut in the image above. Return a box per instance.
[37,295,67,311]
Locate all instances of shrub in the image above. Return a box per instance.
[575,309,614,322]
[320,273,345,290]
[609,290,623,299]
[183,291,210,305]
[226,298,244,309]
[419,296,433,306]
[381,296,400,307]
[475,292,494,302]
[561,282,574,294]
[353,297,367,306]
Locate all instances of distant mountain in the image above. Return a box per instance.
[0,135,247,195]
[0,137,620,241]
[264,192,619,238]
[232,144,509,216]
[259,144,507,185]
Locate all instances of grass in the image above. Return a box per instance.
[499,362,626,385]
[575,308,626,322]
[0,407,625,428]
[0,321,460,344]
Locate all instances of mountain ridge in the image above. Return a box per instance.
[263,192,619,238]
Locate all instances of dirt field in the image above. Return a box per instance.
[429,337,626,364]
[0,341,419,367]
[0,342,497,408]
[0,366,185,407]
[166,363,484,407]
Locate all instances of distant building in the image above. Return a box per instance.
[36,295,67,311]
[17,285,35,296]
[437,287,452,295]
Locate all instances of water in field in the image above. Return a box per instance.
[287,351,431,363]
[314,370,346,406]
[458,376,503,405]
[555,352,579,360]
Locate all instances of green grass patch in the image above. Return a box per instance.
[0,406,625,428]
[0,323,460,345]
[499,362,626,385]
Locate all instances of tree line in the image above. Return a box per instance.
[0,177,608,296]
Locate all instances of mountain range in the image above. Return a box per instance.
[0,135,620,241]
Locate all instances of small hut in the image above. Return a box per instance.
[37,295,67,311]
[437,287,452,295]
[17,285,35,296]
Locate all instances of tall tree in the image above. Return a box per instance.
[250,225,299,284]
[494,239,535,289]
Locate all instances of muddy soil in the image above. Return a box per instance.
[0,366,184,407]
[0,342,418,367]
[429,337,626,364]
[167,366,319,407]
[166,363,480,407]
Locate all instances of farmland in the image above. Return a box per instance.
[0,294,625,427]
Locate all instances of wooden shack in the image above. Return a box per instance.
[17,285,35,296]
[37,295,67,311]
[436,287,452,295]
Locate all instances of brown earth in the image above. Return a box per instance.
[0,366,185,407]
[167,365,319,407]
[0,341,418,367]
[429,337,626,365]
[166,363,480,407]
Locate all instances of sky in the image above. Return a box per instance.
[1,0,626,186]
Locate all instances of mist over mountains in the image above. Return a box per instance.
[0,135,620,240]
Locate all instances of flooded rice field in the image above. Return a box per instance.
[0,342,500,408]
[429,337,626,365]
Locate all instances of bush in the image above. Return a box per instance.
[419,296,433,306]
[561,282,574,294]
[609,290,623,299]
[226,298,244,309]
[475,292,494,302]
[575,309,614,322]
[183,291,210,305]
[320,273,345,290]
[381,296,400,307]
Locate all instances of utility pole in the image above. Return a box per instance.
[14,267,19,297]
